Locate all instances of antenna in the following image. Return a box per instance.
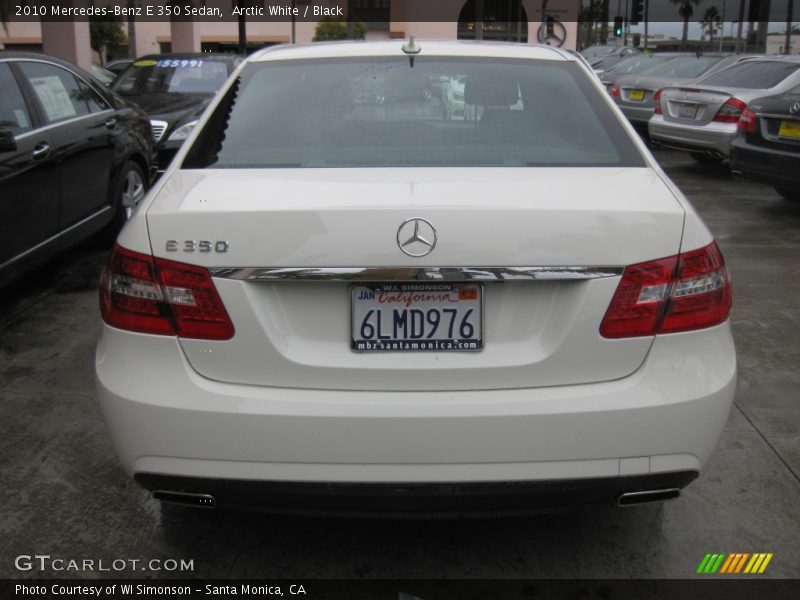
[402,35,421,67]
[402,35,421,55]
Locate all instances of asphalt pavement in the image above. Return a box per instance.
[1,150,798,580]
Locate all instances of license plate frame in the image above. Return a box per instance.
[350,283,483,353]
[778,120,800,139]
[628,89,645,101]
[678,103,698,119]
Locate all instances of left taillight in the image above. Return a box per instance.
[100,244,234,340]
[653,88,663,114]
[738,108,758,133]
[600,241,732,339]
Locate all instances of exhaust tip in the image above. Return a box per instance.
[153,490,217,509]
[618,488,680,507]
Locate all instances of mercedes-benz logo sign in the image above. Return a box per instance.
[397,218,437,257]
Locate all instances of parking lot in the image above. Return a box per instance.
[1,149,798,580]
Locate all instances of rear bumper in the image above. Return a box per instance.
[136,471,698,516]
[96,322,736,511]
[730,139,800,190]
[619,103,656,125]
[648,116,737,156]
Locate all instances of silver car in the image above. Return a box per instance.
[614,54,756,127]
[649,56,800,162]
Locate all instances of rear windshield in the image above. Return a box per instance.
[699,61,800,89]
[112,58,231,94]
[606,54,676,75]
[643,55,723,79]
[184,57,643,169]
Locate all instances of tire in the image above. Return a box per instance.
[774,186,800,202]
[689,152,724,165]
[98,160,148,245]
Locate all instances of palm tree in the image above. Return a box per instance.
[699,5,722,48]
[671,0,704,49]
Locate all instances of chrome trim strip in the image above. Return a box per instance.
[759,113,800,122]
[0,206,112,272]
[209,266,624,282]
[13,110,114,141]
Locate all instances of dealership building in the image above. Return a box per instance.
[0,1,580,69]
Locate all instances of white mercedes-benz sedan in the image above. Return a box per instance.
[95,41,736,516]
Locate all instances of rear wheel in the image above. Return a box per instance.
[689,152,724,165]
[99,161,148,244]
[774,186,800,202]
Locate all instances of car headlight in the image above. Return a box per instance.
[167,120,198,142]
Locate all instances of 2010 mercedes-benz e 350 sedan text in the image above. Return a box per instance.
[95,41,736,516]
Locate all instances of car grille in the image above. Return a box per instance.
[150,120,168,143]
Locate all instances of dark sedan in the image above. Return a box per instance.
[111,53,242,172]
[0,51,155,287]
[731,84,800,201]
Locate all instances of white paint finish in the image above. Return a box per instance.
[620,456,650,476]
[96,322,735,480]
[146,167,686,268]
[178,277,651,390]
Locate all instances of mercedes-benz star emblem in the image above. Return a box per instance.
[397,218,437,257]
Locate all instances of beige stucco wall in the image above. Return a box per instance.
[1,0,580,61]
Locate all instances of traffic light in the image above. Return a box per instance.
[630,0,644,26]
[614,16,624,38]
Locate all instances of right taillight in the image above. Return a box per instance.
[600,241,731,338]
[713,97,747,123]
[100,244,234,340]
[738,108,758,133]
[653,88,663,114]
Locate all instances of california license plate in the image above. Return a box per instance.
[628,89,645,101]
[351,283,483,352]
[778,120,800,139]
[678,103,698,119]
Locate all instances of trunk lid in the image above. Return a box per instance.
[660,85,735,126]
[146,167,685,391]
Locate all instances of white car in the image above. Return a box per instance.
[96,41,736,516]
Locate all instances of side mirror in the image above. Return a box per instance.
[0,130,17,153]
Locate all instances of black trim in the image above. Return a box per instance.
[136,471,698,517]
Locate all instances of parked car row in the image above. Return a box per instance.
[597,50,800,201]
[0,51,156,287]
[0,50,245,287]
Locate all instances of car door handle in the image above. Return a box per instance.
[31,142,51,160]
[105,117,117,129]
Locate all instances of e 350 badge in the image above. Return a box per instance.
[166,240,229,253]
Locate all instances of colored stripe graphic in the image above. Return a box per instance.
[719,554,736,574]
[710,553,726,573]
[745,554,761,574]
[734,553,749,573]
[758,554,773,573]
[697,554,712,574]
[701,552,773,575]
